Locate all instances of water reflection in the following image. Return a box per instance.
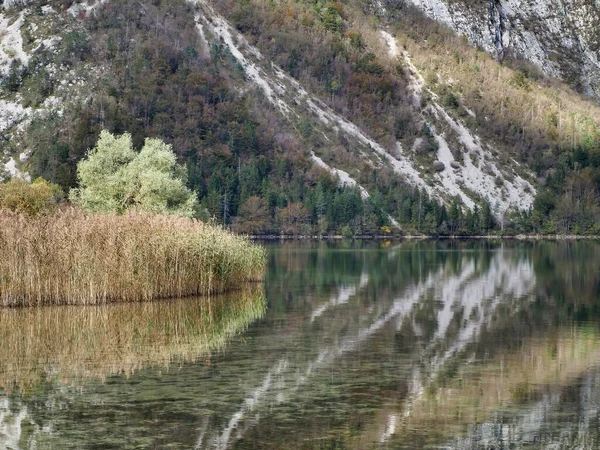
[2,241,600,449]
[200,243,539,449]
[0,288,266,449]
[390,326,600,449]
[449,365,600,449]
[0,287,267,391]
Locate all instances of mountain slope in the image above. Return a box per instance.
[1,0,599,234]
[195,0,534,215]
[385,0,600,99]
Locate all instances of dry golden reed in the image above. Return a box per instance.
[0,287,266,391]
[0,208,266,306]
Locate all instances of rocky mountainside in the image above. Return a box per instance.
[0,0,599,234]
[392,0,600,99]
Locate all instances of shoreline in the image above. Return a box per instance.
[251,234,600,241]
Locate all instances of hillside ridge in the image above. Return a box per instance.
[1,0,599,234]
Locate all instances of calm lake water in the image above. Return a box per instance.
[2,240,600,449]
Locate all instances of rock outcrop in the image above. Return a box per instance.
[388,0,600,99]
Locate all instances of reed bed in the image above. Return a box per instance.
[0,287,266,391]
[0,208,266,306]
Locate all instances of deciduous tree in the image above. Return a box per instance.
[70,131,199,217]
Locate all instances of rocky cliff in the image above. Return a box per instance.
[387,0,600,99]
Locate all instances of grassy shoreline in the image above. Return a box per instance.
[250,234,600,240]
[0,209,266,307]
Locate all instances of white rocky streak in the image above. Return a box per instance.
[41,5,55,15]
[399,46,536,213]
[3,156,30,180]
[464,106,476,118]
[3,157,17,176]
[36,36,62,52]
[402,48,430,110]
[0,99,30,132]
[431,103,535,213]
[194,9,292,118]
[194,1,436,205]
[311,152,370,200]
[0,11,29,75]
[2,0,32,7]
[433,133,476,209]
[198,0,536,217]
[1,99,32,180]
[67,0,109,17]
[380,30,399,59]
[195,21,209,53]
[305,94,435,198]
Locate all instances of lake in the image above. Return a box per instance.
[1,240,600,449]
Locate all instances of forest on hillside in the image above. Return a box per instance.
[2,0,600,235]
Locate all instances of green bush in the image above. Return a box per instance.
[0,178,63,216]
[443,92,459,108]
[22,70,53,107]
[69,131,200,218]
[62,31,91,63]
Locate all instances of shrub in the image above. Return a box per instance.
[2,59,24,92]
[0,178,62,216]
[443,92,460,108]
[346,31,364,50]
[63,31,91,61]
[22,69,53,107]
[510,71,531,90]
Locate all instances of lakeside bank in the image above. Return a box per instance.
[249,234,600,240]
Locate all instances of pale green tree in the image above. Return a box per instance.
[70,131,199,217]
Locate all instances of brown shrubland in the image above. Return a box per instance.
[0,208,266,306]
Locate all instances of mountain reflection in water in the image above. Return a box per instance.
[1,241,600,449]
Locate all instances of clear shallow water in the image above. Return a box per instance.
[2,240,600,449]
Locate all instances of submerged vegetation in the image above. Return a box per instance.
[0,287,266,391]
[0,209,265,306]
